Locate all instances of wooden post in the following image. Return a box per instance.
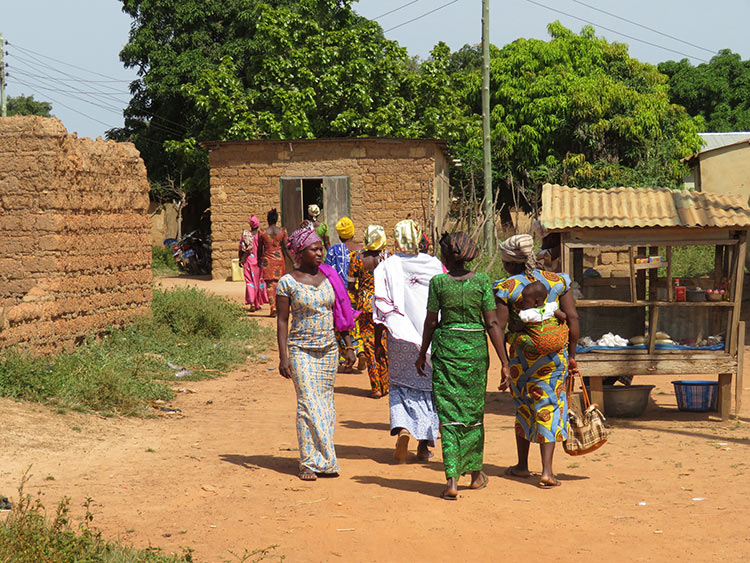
[589,377,604,409]
[736,321,745,418]
[718,373,732,420]
[647,306,660,355]
[666,246,673,302]
[628,246,637,303]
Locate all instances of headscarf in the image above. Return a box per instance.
[248,215,260,229]
[419,233,430,254]
[439,232,479,263]
[499,233,537,276]
[307,204,321,219]
[393,219,421,254]
[364,224,387,251]
[336,217,355,240]
[287,228,321,257]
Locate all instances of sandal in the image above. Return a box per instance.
[538,477,561,488]
[440,489,458,501]
[298,469,317,481]
[394,430,409,464]
[470,472,489,490]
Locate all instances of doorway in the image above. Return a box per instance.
[280,176,351,245]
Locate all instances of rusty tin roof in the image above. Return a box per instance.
[540,183,750,231]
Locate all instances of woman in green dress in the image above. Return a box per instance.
[417,233,509,500]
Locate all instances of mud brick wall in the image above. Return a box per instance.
[0,117,152,352]
[208,139,448,280]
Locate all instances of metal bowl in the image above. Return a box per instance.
[600,385,655,418]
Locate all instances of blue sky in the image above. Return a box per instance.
[4,0,747,139]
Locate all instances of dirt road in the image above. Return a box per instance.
[2,275,750,561]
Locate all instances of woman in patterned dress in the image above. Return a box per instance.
[417,233,509,500]
[258,208,289,317]
[324,217,366,370]
[276,229,357,481]
[239,215,268,312]
[349,225,390,398]
[494,234,580,488]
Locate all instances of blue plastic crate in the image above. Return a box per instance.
[671,380,718,412]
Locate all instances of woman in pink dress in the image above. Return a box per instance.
[239,215,268,312]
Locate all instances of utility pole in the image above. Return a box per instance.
[481,0,494,251]
[0,34,6,117]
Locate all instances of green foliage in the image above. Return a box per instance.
[458,22,703,214]
[0,288,271,416]
[659,50,750,131]
[670,245,715,278]
[7,94,53,117]
[0,479,193,562]
[152,245,178,275]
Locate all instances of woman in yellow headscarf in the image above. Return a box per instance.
[348,225,390,398]
[324,217,365,370]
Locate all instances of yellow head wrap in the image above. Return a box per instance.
[364,224,387,251]
[394,219,421,254]
[336,217,355,240]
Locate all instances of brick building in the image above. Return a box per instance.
[205,138,451,280]
[0,117,152,352]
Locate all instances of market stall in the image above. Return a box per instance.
[540,183,750,419]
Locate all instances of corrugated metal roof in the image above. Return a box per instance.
[540,183,750,230]
[699,132,750,152]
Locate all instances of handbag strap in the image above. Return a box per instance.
[567,363,591,410]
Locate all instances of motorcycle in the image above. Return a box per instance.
[164,231,212,274]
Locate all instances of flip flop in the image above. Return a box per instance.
[538,477,561,488]
[504,466,531,478]
[470,472,489,490]
[298,470,317,481]
[394,431,409,464]
[440,490,458,501]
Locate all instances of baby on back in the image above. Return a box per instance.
[513,281,569,356]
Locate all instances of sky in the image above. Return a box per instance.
[3,0,748,140]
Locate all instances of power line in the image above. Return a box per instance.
[570,0,716,55]
[384,0,461,32]
[524,0,710,63]
[9,67,131,104]
[375,0,420,19]
[6,46,188,136]
[8,41,134,82]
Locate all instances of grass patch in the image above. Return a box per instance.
[152,245,179,276]
[0,288,271,416]
[0,475,194,562]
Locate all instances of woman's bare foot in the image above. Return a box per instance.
[394,430,409,463]
[298,469,317,481]
[416,441,432,462]
[441,477,458,500]
[504,465,531,478]
[370,390,383,399]
[470,471,489,490]
[357,354,367,371]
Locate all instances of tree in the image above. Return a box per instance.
[7,94,52,117]
[111,0,429,198]
[659,50,750,131]
[459,22,703,216]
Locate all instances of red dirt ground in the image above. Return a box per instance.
[2,275,750,562]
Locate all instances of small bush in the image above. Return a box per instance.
[152,245,178,275]
[0,288,272,416]
[671,245,715,278]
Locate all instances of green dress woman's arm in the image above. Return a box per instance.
[416,311,439,376]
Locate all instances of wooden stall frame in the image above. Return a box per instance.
[561,229,747,419]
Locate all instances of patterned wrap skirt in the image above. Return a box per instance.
[431,326,488,479]
[507,332,569,443]
[387,335,439,445]
[288,344,340,474]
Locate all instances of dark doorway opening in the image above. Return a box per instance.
[302,179,323,220]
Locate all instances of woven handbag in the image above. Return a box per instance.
[563,367,608,456]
